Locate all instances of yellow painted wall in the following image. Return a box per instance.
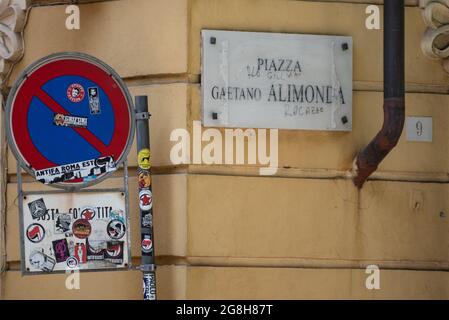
[1,0,449,299]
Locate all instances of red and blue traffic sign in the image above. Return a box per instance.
[5,52,134,189]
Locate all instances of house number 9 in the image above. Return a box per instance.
[416,121,423,137]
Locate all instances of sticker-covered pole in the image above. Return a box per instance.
[135,96,156,300]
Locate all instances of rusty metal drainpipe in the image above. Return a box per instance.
[353,0,405,189]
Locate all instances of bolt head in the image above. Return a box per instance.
[341,116,348,124]
[341,43,349,51]
[210,37,216,45]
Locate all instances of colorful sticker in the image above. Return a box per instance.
[28,198,47,220]
[139,190,153,212]
[86,238,106,261]
[88,87,101,114]
[80,206,96,220]
[142,213,152,228]
[52,239,70,263]
[53,113,88,128]
[141,236,153,253]
[110,209,125,225]
[74,242,87,264]
[54,213,72,234]
[105,241,124,264]
[107,219,126,240]
[143,273,156,300]
[138,170,151,189]
[138,149,151,170]
[29,251,56,272]
[26,223,45,243]
[34,156,116,185]
[68,239,75,256]
[66,256,79,269]
[67,83,85,103]
[72,219,92,239]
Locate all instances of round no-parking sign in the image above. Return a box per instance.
[5,52,134,189]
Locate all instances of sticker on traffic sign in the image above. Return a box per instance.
[141,236,153,253]
[67,83,85,103]
[26,223,45,243]
[29,251,55,272]
[5,52,134,189]
[53,113,88,128]
[138,170,151,189]
[80,206,96,220]
[66,256,79,269]
[139,190,153,211]
[34,156,116,185]
[138,148,151,170]
[107,219,126,240]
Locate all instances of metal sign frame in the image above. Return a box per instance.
[17,161,132,276]
[5,52,135,191]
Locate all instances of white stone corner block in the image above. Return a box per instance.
[420,0,449,73]
[0,0,29,87]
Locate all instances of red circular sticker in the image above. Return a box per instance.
[142,237,153,253]
[80,206,96,220]
[72,219,92,239]
[67,83,85,103]
[26,223,45,243]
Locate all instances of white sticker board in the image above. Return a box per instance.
[22,191,130,274]
[201,30,353,131]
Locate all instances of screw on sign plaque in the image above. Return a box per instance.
[5,52,134,189]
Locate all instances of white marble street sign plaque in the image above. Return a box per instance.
[201,30,353,131]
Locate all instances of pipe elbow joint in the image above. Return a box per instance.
[353,98,405,189]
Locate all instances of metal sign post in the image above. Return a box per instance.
[135,96,156,300]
